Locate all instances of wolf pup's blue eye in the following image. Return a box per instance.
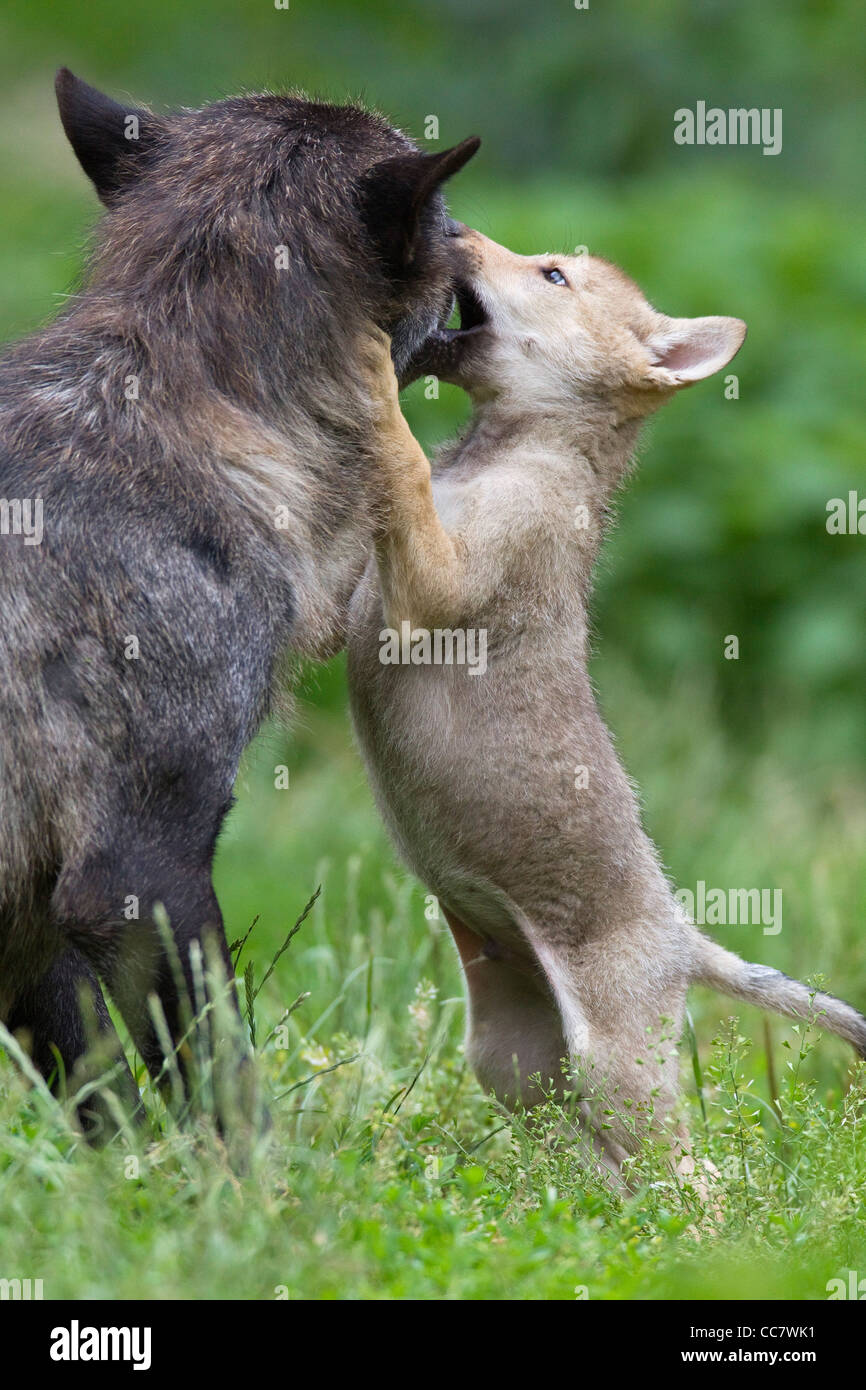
[543,267,568,286]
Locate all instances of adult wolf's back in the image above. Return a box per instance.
[0,71,478,1126]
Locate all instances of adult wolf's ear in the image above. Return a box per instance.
[361,137,481,275]
[643,316,747,389]
[55,68,163,205]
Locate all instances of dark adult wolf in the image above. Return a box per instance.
[0,70,478,1124]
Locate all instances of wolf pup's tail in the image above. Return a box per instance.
[692,936,866,1058]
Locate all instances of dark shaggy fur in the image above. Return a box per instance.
[0,71,478,1127]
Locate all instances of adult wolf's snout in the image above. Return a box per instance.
[360,136,481,385]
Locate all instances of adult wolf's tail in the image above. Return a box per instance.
[692,936,866,1057]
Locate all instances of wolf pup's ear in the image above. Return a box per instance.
[643,315,747,390]
[55,68,163,205]
[361,136,480,275]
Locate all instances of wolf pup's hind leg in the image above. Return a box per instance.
[443,912,647,1185]
[443,909,570,1108]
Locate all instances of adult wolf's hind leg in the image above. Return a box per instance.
[8,946,140,1139]
[58,863,234,1086]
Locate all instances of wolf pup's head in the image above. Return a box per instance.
[55,70,479,388]
[416,225,746,419]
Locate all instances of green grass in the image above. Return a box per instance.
[1,666,865,1301]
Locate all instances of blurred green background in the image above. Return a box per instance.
[0,0,863,759]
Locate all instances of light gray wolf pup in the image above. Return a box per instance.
[348,226,866,1180]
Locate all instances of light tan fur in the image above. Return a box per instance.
[349,229,866,1184]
